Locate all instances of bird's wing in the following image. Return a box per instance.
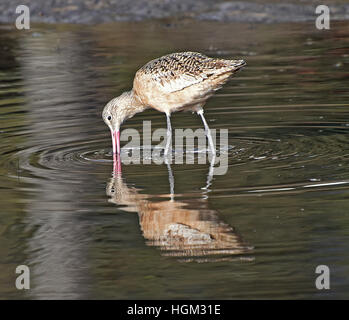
[137,52,234,93]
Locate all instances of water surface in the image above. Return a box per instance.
[0,20,349,299]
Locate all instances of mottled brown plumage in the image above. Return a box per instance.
[102,52,246,155]
[134,51,245,113]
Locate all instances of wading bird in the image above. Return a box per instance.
[106,163,252,262]
[102,52,246,156]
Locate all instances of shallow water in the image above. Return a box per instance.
[0,20,349,299]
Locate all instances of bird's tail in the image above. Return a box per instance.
[227,59,246,71]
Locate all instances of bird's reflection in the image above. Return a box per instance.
[107,157,253,262]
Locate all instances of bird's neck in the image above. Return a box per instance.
[127,90,148,116]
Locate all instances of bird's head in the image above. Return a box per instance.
[102,91,145,154]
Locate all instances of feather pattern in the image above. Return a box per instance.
[136,51,245,94]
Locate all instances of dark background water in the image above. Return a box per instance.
[0,20,349,299]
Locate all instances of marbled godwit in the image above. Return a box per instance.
[102,52,246,156]
[106,166,252,262]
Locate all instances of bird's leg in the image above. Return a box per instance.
[203,152,216,191]
[164,112,172,158]
[165,158,175,201]
[197,109,216,156]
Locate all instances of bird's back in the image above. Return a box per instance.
[133,52,245,113]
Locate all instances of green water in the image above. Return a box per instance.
[0,20,349,299]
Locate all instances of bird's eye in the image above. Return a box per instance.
[107,115,112,121]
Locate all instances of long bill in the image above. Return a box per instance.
[111,129,121,154]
